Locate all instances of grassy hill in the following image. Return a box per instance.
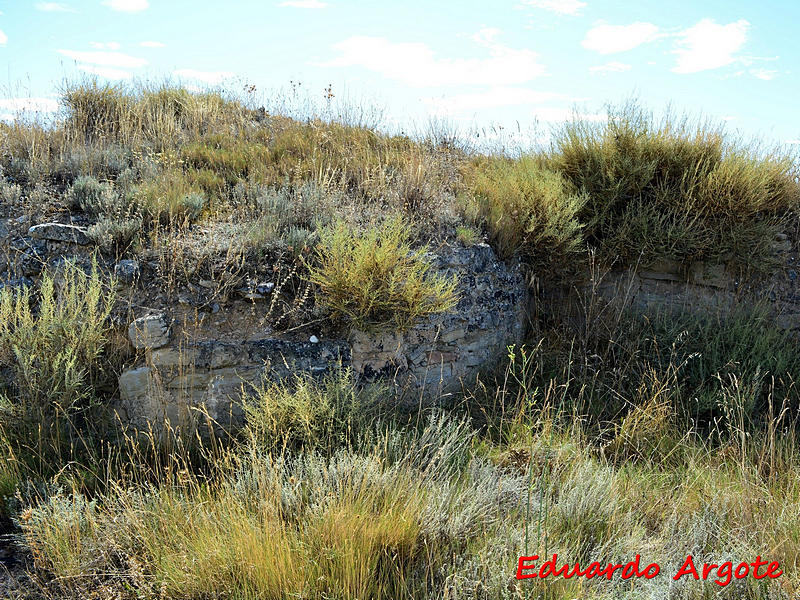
[1,81,799,599]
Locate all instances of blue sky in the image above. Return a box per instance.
[1,0,799,148]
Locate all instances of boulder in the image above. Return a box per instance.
[28,223,90,245]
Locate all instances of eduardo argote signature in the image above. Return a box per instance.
[516,554,783,587]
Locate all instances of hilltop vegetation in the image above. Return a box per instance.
[0,81,799,599]
[2,82,798,277]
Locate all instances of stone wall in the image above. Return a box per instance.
[589,258,737,314]
[350,243,528,401]
[550,236,800,333]
[116,243,529,431]
[117,339,350,431]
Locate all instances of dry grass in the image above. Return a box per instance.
[2,81,800,600]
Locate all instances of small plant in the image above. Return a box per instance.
[67,175,114,215]
[455,225,480,245]
[242,368,381,454]
[306,217,459,331]
[467,155,587,269]
[0,179,22,204]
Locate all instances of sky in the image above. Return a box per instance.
[1,0,799,149]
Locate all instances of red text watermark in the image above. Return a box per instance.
[516,554,783,587]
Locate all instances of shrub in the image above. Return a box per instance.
[0,260,116,468]
[0,179,22,204]
[86,217,142,253]
[67,175,113,215]
[466,155,587,269]
[550,101,800,269]
[306,217,459,331]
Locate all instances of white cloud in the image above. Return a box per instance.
[77,64,132,79]
[471,27,501,46]
[140,40,165,47]
[582,22,660,54]
[519,0,586,16]
[750,68,777,80]
[426,87,569,113]
[0,97,59,113]
[173,69,235,84]
[58,49,147,68]
[278,0,327,6]
[90,41,121,50]
[35,2,75,11]
[102,0,148,12]
[0,29,7,46]
[672,19,749,74]
[589,61,631,73]
[319,32,546,87]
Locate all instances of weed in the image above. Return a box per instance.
[466,155,587,272]
[306,217,459,331]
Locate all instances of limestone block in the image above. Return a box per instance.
[689,262,731,289]
[128,313,171,350]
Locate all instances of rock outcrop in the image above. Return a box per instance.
[116,243,530,431]
[117,338,351,431]
[350,243,528,401]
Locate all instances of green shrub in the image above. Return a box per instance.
[306,217,459,331]
[0,260,116,468]
[466,155,587,268]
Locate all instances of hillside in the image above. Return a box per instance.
[0,81,799,599]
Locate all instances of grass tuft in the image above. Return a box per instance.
[306,217,459,331]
